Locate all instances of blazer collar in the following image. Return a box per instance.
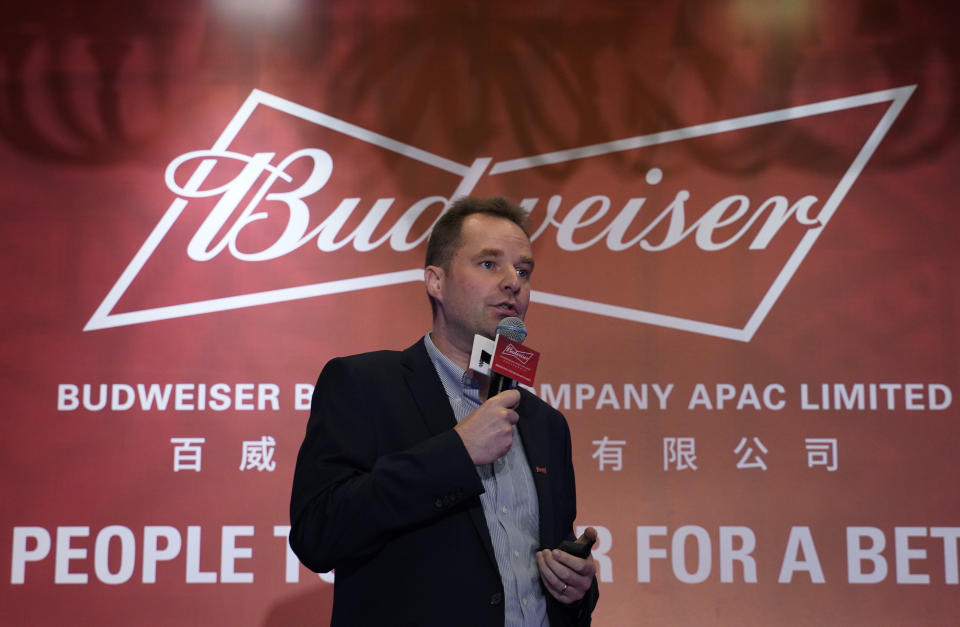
[401,338,500,567]
[401,338,459,436]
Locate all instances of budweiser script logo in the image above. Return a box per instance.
[502,344,536,366]
[86,86,914,341]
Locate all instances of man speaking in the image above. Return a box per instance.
[290,196,599,626]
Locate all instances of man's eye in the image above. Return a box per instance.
[480,260,494,269]
[516,268,530,279]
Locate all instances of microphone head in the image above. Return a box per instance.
[496,317,527,343]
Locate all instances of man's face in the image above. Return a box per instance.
[429,213,534,347]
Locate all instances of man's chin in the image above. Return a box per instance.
[493,309,524,323]
[476,311,525,341]
[475,321,499,341]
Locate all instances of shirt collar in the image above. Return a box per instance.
[424,333,482,406]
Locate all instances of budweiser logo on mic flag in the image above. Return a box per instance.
[491,336,540,386]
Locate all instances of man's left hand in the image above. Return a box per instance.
[536,527,597,603]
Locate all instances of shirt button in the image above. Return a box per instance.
[501,506,508,514]
[522,598,528,606]
[514,550,520,558]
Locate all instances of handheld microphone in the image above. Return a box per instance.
[488,317,527,397]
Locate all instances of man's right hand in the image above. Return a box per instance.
[454,389,521,465]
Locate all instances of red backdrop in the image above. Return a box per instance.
[2,1,959,625]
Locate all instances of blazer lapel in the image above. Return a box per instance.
[401,339,458,436]
[516,392,556,549]
[401,339,500,570]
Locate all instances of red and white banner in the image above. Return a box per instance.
[2,1,958,625]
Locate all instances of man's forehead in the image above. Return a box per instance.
[459,214,532,248]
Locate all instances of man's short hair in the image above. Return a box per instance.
[424,196,529,317]
[425,196,529,271]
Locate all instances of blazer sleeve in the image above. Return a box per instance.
[288,355,484,573]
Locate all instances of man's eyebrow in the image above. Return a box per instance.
[473,249,535,269]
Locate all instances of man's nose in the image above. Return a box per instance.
[500,267,521,291]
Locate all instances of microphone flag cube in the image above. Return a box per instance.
[490,336,540,386]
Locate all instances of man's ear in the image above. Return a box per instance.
[424,265,444,302]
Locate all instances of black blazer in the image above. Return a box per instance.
[290,338,598,626]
